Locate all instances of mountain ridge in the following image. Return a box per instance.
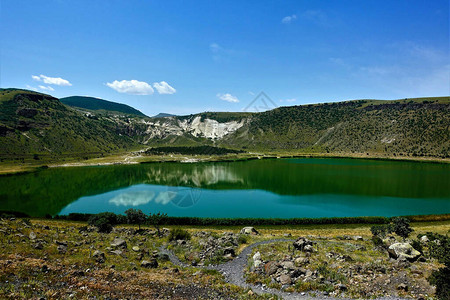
[60,96,147,117]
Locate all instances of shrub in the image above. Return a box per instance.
[426,233,450,300]
[238,234,249,244]
[370,224,392,238]
[411,239,423,254]
[168,228,191,241]
[148,212,168,237]
[88,212,118,233]
[371,236,384,248]
[391,217,413,240]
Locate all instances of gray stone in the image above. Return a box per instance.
[132,246,140,252]
[240,227,259,235]
[294,257,310,266]
[93,250,105,263]
[111,238,127,249]
[264,261,279,276]
[279,274,291,285]
[29,232,36,240]
[420,235,429,243]
[388,243,421,262]
[141,259,158,268]
[280,261,295,270]
[253,251,261,261]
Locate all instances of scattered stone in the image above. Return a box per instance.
[240,227,259,235]
[57,245,67,254]
[280,260,295,270]
[294,257,310,266]
[253,251,261,261]
[336,283,347,291]
[33,242,44,250]
[293,237,314,252]
[223,247,236,257]
[141,259,158,268]
[397,283,408,291]
[388,243,421,262]
[353,236,363,241]
[55,240,68,246]
[110,250,123,256]
[29,232,36,240]
[132,246,140,252]
[420,235,429,243]
[111,238,127,249]
[93,250,105,263]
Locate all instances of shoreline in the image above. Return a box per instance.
[1,151,449,176]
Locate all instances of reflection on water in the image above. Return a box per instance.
[0,158,449,217]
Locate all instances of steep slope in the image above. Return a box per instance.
[0,89,137,158]
[60,96,147,117]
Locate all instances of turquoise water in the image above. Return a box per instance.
[1,158,449,218]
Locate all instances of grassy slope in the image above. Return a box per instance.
[0,89,137,158]
[60,96,147,117]
[221,97,450,158]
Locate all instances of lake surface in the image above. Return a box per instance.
[0,158,449,218]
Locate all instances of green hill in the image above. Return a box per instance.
[221,97,450,158]
[0,89,137,159]
[60,96,147,117]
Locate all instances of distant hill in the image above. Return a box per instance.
[60,96,147,117]
[153,113,176,118]
[0,89,137,158]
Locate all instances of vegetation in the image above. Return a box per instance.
[145,145,245,155]
[168,228,191,241]
[124,208,147,229]
[426,232,450,300]
[60,96,147,117]
[148,212,168,237]
[88,212,121,233]
[370,217,413,240]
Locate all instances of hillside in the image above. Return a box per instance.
[0,89,449,160]
[60,96,147,117]
[0,89,137,159]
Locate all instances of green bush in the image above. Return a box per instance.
[168,228,191,241]
[370,224,392,238]
[238,234,249,244]
[371,236,384,248]
[411,239,423,254]
[426,233,450,300]
[88,212,118,233]
[391,217,413,240]
[124,208,147,229]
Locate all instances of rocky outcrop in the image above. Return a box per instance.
[240,227,259,235]
[388,243,421,262]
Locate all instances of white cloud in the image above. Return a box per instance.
[153,81,176,94]
[282,14,297,24]
[32,74,72,86]
[217,93,239,103]
[106,79,154,95]
[38,85,55,91]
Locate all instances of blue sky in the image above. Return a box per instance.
[1,0,448,116]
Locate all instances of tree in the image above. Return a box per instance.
[391,217,413,240]
[148,212,168,237]
[88,212,118,233]
[124,208,147,230]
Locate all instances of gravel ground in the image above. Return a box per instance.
[161,239,410,300]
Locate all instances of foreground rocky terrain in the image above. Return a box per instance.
[0,218,448,299]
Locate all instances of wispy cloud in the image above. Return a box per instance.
[38,85,55,91]
[217,93,239,103]
[106,79,154,95]
[153,81,176,94]
[281,14,297,24]
[32,74,72,86]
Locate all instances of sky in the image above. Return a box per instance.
[1,0,449,116]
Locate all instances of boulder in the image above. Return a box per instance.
[240,227,259,235]
[141,259,158,268]
[420,235,429,243]
[279,274,291,285]
[388,243,421,262]
[293,237,314,251]
[280,260,295,270]
[111,238,127,249]
[253,251,261,261]
[264,261,279,276]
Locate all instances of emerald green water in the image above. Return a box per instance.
[0,158,449,218]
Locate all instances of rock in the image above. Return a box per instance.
[294,257,310,266]
[253,260,263,268]
[132,246,140,252]
[420,235,429,243]
[280,261,295,270]
[110,250,123,256]
[141,259,158,268]
[304,245,314,252]
[383,236,397,247]
[240,227,259,235]
[55,240,68,246]
[293,237,314,251]
[57,245,67,253]
[29,232,36,240]
[33,242,44,250]
[353,236,363,241]
[388,243,421,262]
[279,274,291,285]
[336,283,347,291]
[253,251,261,261]
[397,283,408,291]
[223,247,235,257]
[291,268,306,278]
[283,233,292,237]
[93,250,105,263]
[158,253,170,261]
[111,238,127,249]
[264,261,279,276]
